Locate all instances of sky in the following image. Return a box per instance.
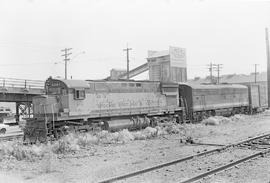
[0,0,269,81]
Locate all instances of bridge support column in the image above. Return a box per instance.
[15,102,20,122]
[15,102,33,122]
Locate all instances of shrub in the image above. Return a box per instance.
[202,117,220,125]
[77,133,98,147]
[51,133,80,154]
[0,141,48,161]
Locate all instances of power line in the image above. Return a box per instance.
[123,45,132,80]
[61,48,72,79]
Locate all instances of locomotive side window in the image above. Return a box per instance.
[74,89,85,100]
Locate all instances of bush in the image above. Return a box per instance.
[164,124,182,134]
[132,131,147,140]
[202,117,220,125]
[143,127,158,138]
[77,133,98,147]
[0,123,189,161]
[230,114,245,121]
[51,133,80,154]
[202,116,233,126]
[0,141,48,161]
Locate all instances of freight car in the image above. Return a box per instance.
[23,77,184,142]
[179,83,261,122]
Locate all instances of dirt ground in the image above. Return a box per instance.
[1,113,270,183]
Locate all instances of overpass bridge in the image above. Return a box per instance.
[0,77,45,122]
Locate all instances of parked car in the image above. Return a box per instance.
[0,123,8,134]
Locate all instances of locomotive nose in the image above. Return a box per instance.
[33,95,59,115]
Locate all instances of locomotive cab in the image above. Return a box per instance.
[42,77,89,119]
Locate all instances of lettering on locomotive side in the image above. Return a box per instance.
[118,100,130,108]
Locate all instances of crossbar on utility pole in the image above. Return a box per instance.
[61,48,72,79]
[123,45,132,80]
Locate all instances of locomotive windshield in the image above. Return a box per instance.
[48,87,61,95]
[45,78,68,95]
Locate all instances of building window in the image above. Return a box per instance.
[74,89,85,100]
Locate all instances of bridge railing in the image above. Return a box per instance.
[0,77,44,89]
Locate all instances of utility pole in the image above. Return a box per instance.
[214,64,223,84]
[61,48,72,79]
[266,28,270,108]
[254,64,259,83]
[123,45,132,80]
[208,62,213,84]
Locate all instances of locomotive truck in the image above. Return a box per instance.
[23,77,262,143]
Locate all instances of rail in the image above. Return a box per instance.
[98,132,270,183]
[0,133,23,141]
[0,77,44,89]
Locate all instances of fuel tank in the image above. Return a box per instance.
[102,117,150,131]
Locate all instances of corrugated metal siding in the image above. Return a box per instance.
[170,67,187,82]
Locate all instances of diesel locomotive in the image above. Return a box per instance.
[23,77,262,143]
[23,77,184,142]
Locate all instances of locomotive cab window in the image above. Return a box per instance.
[74,89,85,100]
[136,83,141,87]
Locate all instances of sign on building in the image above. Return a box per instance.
[169,46,187,68]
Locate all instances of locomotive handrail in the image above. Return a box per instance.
[0,77,44,89]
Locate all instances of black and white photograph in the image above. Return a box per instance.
[0,0,270,182]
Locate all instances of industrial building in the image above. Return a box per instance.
[108,46,187,83]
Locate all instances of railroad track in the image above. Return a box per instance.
[98,133,270,183]
[0,134,23,141]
